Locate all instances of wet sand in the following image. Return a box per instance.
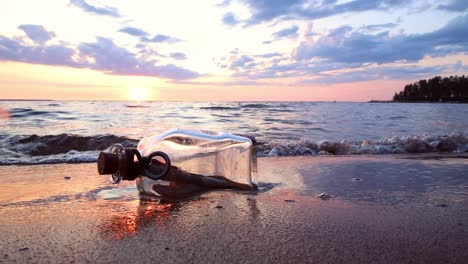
[1,155,468,263]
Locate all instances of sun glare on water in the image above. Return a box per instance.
[127,86,152,102]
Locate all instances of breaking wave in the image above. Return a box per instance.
[0,134,138,165]
[1,133,467,165]
[256,134,468,157]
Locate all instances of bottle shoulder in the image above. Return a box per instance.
[140,129,251,145]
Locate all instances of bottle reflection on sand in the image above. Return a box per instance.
[100,200,180,240]
[100,195,261,240]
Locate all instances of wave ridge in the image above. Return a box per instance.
[1,134,467,165]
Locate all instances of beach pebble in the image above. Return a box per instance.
[64,176,71,180]
[316,192,332,200]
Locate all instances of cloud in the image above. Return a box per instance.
[293,14,468,65]
[221,14,466,84]
[141,34,181,43]
[119,27,148,37]
[232,61,304,79]
[0,36,78,67]
[0,31,199,80]
[255,52,282,58]
[227,0,411,25]
[272,25,299,39]
[216,50,286,73]
[230,48,239,55]
[118,28,181,44]
[359,22,398,32]
[170,52,187,60]
[231,55,461,84]
[222,12,240,26]
[438,0,468,12]
[216,0,231,8]
[173,79,264,86]
[230,55,255,69]
[70,0,120,17]
[78,37,198,78]
[301,64,461,84]
[18,24,56,44]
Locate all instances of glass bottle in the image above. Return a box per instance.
[98,129,257,198]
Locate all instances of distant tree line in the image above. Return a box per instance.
[393,75,468,103]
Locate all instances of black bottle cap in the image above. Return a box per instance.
[97,152,119,175]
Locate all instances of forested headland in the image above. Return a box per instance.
[393,75,468,103]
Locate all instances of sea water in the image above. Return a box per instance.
[0,100,467,165]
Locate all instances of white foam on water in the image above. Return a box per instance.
[257,134,468,157]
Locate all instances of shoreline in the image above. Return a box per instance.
[1,152,467,167]
[1,156,468,263]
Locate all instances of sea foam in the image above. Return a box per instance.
[0,133,467,165]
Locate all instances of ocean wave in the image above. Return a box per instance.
[389,116,407,120]
[257,134,468,157]
[241,103,270,108]
[1,133,467,165]
[1,134,137,157]
[241,103,291,109]
[9,108,71,118]
[199,106,239,110]
[125,104,150,108]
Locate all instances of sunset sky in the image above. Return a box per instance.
[0,0,467,101]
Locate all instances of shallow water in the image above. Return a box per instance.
[0,101,467,164]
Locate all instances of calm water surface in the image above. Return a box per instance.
[1,101,467,141]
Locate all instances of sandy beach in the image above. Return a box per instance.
[1,155,468,263]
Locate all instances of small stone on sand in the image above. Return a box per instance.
[316,192,332,200]
[64,176,71,180]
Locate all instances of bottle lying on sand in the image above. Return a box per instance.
[97,129,258,198]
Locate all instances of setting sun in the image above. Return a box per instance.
[127,86,151,102]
